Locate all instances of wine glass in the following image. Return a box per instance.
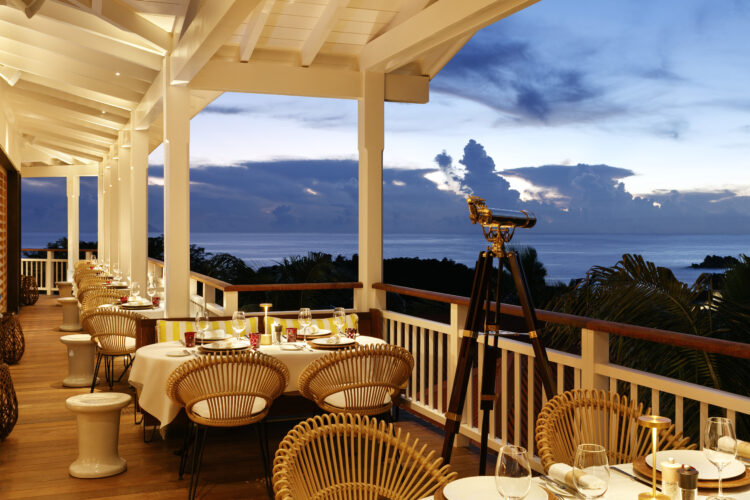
[147,281,157,303]
[194,310,209,341]
[298,307,312,336]
[573,444,609,499]
[130,281,141,300]
[495,445,531,500]
[232,311,246,342]
[333,307,346,335]
[113,264,121,282]
[704,416,737,500]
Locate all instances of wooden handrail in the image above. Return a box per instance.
[21,248,98,253]
[373,282,750,360]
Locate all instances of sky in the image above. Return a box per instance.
[21,0,750,236]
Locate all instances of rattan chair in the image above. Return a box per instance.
[20,275,39,306]
[80,309,142,392]
[80,288,124,313]
[0,363,18,441]
[0,313,25,365]
[535,389,695,471]
[273,412,456,500]
[166,351,289,500]
[298,344,414,416]
[73,268,100,287]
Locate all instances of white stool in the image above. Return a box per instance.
[65,392,132,478]
[57,281,74,301]
[58,297,82,332]
[60,334,98,388]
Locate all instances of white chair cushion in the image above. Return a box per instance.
[323,390,391,409]
[191,397,267,419]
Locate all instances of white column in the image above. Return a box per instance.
[355,72,386,312]
[97,164,104,261]
[130,121,149,291]
[66,175,80,281]
[102,164,111,265]
[108,153,120,270]
[118,137,132,281]
[162,61,191,317]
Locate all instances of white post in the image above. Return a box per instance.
[97,163,105,262]
[162,61,191,317]
[354,72,386,313]
[102,164,111,266]
[581,328,610,390]
[118,137,132,281]
[130,121,149,292]
[66,175,80,281]
[108,152,120,271]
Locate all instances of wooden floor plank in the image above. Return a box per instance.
[0,296,486,499]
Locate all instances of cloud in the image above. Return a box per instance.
[203,105,251,115]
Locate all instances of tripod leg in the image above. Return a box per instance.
[442,250,493,464]
[507,251,556,399]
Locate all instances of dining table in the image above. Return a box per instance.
[423,462,750,499]
[98,302,165,319]
[128,335,386,428]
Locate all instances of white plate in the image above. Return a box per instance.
[166,350,191,357]
[199,339,249,351]
[197,330,231,341]
[280,343,303,351]
[442,477,547,500]
[300,328,331,338]
[645,450,745,480]
[311,337,356,346]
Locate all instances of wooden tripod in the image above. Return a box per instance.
[440,244,556,474]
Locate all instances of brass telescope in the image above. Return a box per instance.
[467,195,536,229]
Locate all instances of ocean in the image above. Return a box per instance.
[22,231,750,285]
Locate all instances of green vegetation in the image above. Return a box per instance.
[690,254,740,269]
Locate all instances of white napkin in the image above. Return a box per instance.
[718,436,750,458]
[548,463,606,490]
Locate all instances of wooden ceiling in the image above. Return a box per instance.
[0,0,537,170]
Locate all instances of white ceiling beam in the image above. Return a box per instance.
[6,91,129,129]
[421,31,475,76]
[190,60,428,103]
[170,0,261,84]
[133,68,164,129]
[0,19,158,82]
[374,0,432,38]
[32,140,103,162]
[22,163,99,178]
[300,0,349,67]
[0,6,162,71]
[23,142,76,165]
[22,129,109,156]
[239,0,275,62]
[37,0,167,54]
[16,117,116,146]
[96,0,172,51]
[15,109,119,139]
[359,0,538,72]
[0,50,141,109]
[13,80,131,120]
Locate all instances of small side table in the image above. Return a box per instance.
[59,334,98,388]
[58,297,82,332]
[56,282,74,303]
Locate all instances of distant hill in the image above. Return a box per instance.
[690,255,739,269]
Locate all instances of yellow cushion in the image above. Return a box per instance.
[155,317,260,343]
[265,313,358,332]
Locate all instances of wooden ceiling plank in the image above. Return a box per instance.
[12,105,124,137]
[16,117,116,146]
[359,0,538,72]
[21,163,100,178]
[0,51,141,109]
[373,0,431,39]
[98,0,172,51]
[239,0,276,62]
[300,0,350,67]
[24,142,77,164]
[420,31,475,76]
[0,6,163,71]
[0,19,158,83]
[22,128,109,156]
[13,80,131,120]
[36,0,167,55]
[31,139,102,163]
[6,90,128,129]
[170,0,262,83]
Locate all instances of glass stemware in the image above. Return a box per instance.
[130,281,141,300]
[231,311,246,342]
[704,416,737,500]
[113,264,121,281]
[194,310,209,340]
[333,307,345,335]
[298,307,312,336]
[573,444,609,499]
[147,281,157,302]
[495,445,531,500]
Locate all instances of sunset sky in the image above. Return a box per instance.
[22,0,750,236]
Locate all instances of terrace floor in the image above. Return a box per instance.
[1,296,489,499]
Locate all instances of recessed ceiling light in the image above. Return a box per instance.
[115,72,121,76]
[101,110,107,114]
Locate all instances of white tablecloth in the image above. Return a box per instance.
[128,336,385,427]
[421,465,750,499]
[98,303,165,319]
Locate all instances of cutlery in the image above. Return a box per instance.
[611,465,652,488]
[538,473,583,498]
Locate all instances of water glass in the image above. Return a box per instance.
[147,281,157,302]
[495,445,531,500]
[130,281,141,299]
[298,307,312,336]
[231,311,246,341]
[194,310,209,340]
[704,416,737,500]
[573,444,609,499]
[333,307,346,335]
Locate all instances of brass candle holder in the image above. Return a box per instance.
[638,415,671,500]
[259,303,272,333]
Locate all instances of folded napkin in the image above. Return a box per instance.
[718,436,750,458]
[548,463,606,491]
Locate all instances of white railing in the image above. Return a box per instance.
[21,250,97,294]
[383,301,750,469]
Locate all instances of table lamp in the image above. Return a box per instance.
[260,303,272,345]
[638,415,671,500]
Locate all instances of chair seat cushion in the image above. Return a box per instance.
[191,397,267,420]
[323,390,391,409]
[95,336,136,354]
